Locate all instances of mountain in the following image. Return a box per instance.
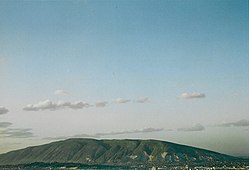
[0,138,245,168]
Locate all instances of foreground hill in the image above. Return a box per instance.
[0,138,243,167]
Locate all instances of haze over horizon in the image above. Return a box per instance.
[0,0,248,156]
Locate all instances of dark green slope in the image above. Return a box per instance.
[0,138,239,166]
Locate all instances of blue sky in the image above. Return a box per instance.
[0,0,248,156]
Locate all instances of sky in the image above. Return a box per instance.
[0,0,248,156]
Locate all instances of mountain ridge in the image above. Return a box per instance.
[0,138,244,167]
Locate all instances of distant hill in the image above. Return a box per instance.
[0,138,244,167]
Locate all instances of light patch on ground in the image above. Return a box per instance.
[161,152,167,158]
[142,151,155,161]
[86,157,91,162]
[149,155,154,161]
[129,155,137,159]
[143,151,149,157]
[174,154,179,161]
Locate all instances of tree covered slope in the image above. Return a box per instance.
[0,138,240,166]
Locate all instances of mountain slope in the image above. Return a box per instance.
[0,138,240,166]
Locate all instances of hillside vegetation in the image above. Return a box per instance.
[0,138,239,166]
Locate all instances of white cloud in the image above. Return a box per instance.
[69,101,91,109]
[95,101,108,108]
[0,122,12,128]
[218,119,249,127]
[0,128,34,138]
[72,133,100,138]
[177,123,205,132]
[95,127,164,136]
[54,89,67,96]
[179,92,206,99]
[23,99,91,111]
[44,128,164,141]
[115,98,131,104]
[137,127,164,133]
[44,134,99,141]
[136,97,150,103]
[0,106,9,115]
[24,100,56,111]
[43,136,68,140]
